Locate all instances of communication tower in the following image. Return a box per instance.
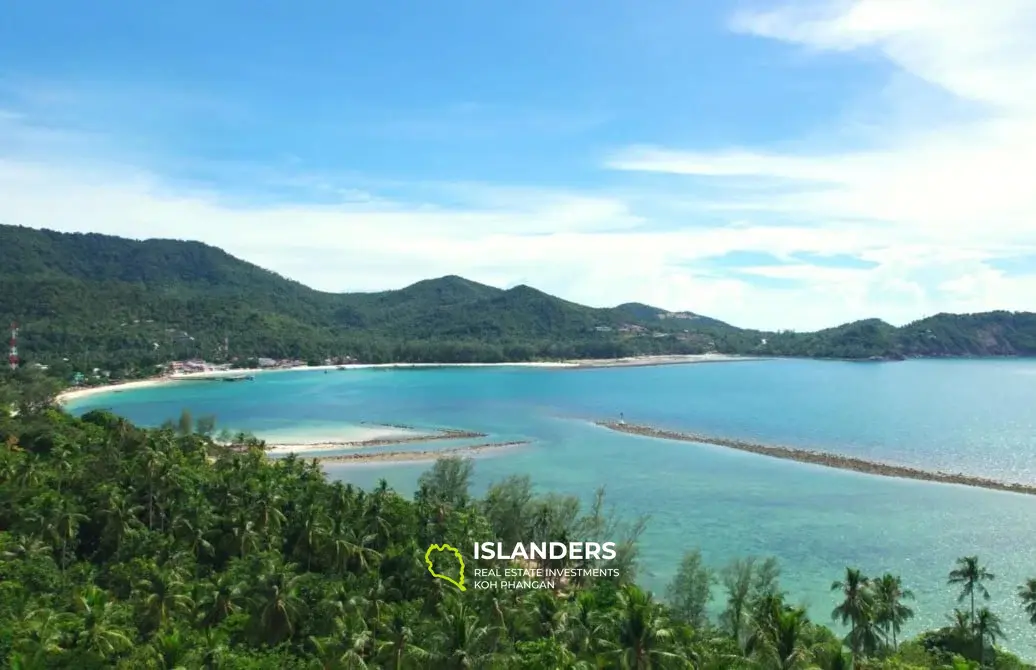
[8,322,18,370]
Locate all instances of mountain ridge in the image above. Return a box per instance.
[1,224,1034,375]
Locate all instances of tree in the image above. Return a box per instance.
[948,556,995,621]
[666,549,714,630]
[873,573,915,651]
[972,607,1005,667]
[831,567,875,657]
[1018,578,1036,627]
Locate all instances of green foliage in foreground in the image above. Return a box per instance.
[1,379,1035,669]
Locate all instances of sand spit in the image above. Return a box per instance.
[570,354,768,368]
[266,428,487,455]
[597,421,1036,497]
[312,440,529,464]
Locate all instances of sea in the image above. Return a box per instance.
[65,358,1036,656]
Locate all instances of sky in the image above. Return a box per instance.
[1,0,1034,331]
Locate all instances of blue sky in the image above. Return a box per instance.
[1,1,1034,330]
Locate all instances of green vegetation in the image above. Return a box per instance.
[1,373,1034,669]
[2,224,1034,381]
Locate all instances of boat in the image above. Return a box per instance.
[220,375,254,382]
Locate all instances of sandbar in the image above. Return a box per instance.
[311,440,528,464]
[597,421,1036,496]
[265,427,487,455]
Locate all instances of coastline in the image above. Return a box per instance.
[596,421,1036,497]
[310,440,529,465]
[55,354,762,404]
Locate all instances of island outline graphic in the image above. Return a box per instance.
[425,543,467,591]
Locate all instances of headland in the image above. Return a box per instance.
[597,421,1036,496]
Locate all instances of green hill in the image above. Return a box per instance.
[0,224,1034,377]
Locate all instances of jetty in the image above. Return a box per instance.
[596,421,1036,497]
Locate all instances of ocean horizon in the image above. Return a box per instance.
[66,357,1036,657]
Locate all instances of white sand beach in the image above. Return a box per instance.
[55,354,760,405]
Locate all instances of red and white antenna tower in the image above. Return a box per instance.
[9,322,19,370]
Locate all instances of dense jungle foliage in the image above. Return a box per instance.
[2,225,1035,380]
[1,371,1035,669]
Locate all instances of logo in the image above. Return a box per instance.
[425,543,466,591]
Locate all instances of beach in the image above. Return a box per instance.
[55,354,759,404]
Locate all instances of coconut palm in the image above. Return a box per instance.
[973,607,1006,667]
[1018,578,1036,627]
[432,600,498,669]
[948,555,995,621]
[606,583,682,669]
[747,594,816,670]
[74,586,133,662]
[195,572,246,627]
[872,573,915,651]
[831,567,874,657]
[135,565,195,630]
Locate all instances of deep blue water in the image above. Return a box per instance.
[67,359,1036,656]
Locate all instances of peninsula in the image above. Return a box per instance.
[597,421,1036,497]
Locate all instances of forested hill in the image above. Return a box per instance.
[1,224,1034,376]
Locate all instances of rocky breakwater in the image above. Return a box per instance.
[596,421,1036,497]
[344,428,486,448]
[315,440,529,464]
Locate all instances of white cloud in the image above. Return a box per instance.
[606,0,1036,325]
[4,2,1036,331]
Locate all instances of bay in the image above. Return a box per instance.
[67,358,1036,656]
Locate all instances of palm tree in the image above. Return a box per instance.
[135,566,195,631]
[14,609,73,668]
[973,607,1006,667]
[432,600,497,669]
[195,573,245,627]
[250,564,306,644]
[948,555,995,621]
[830,568,874,657]
[376,606,432,670]
[74,586,133,662]
[872,573,914,651]
[747,594,816,670]
[607,583,682,669]
[1018,578,1036,626]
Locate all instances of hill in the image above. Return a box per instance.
[0,224,1034,377]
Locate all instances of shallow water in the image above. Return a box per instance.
[68,358,1036,656]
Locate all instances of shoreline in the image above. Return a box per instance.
[55,354,762,404]
[265,427,488,455]
[567,353,767,368]
[302,440,529,464]
[596,421,1036,496]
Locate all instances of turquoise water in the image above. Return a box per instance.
[67,359,1036,656]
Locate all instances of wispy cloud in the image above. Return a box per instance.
[3,4,1036,332]
[607,0,1036,322]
